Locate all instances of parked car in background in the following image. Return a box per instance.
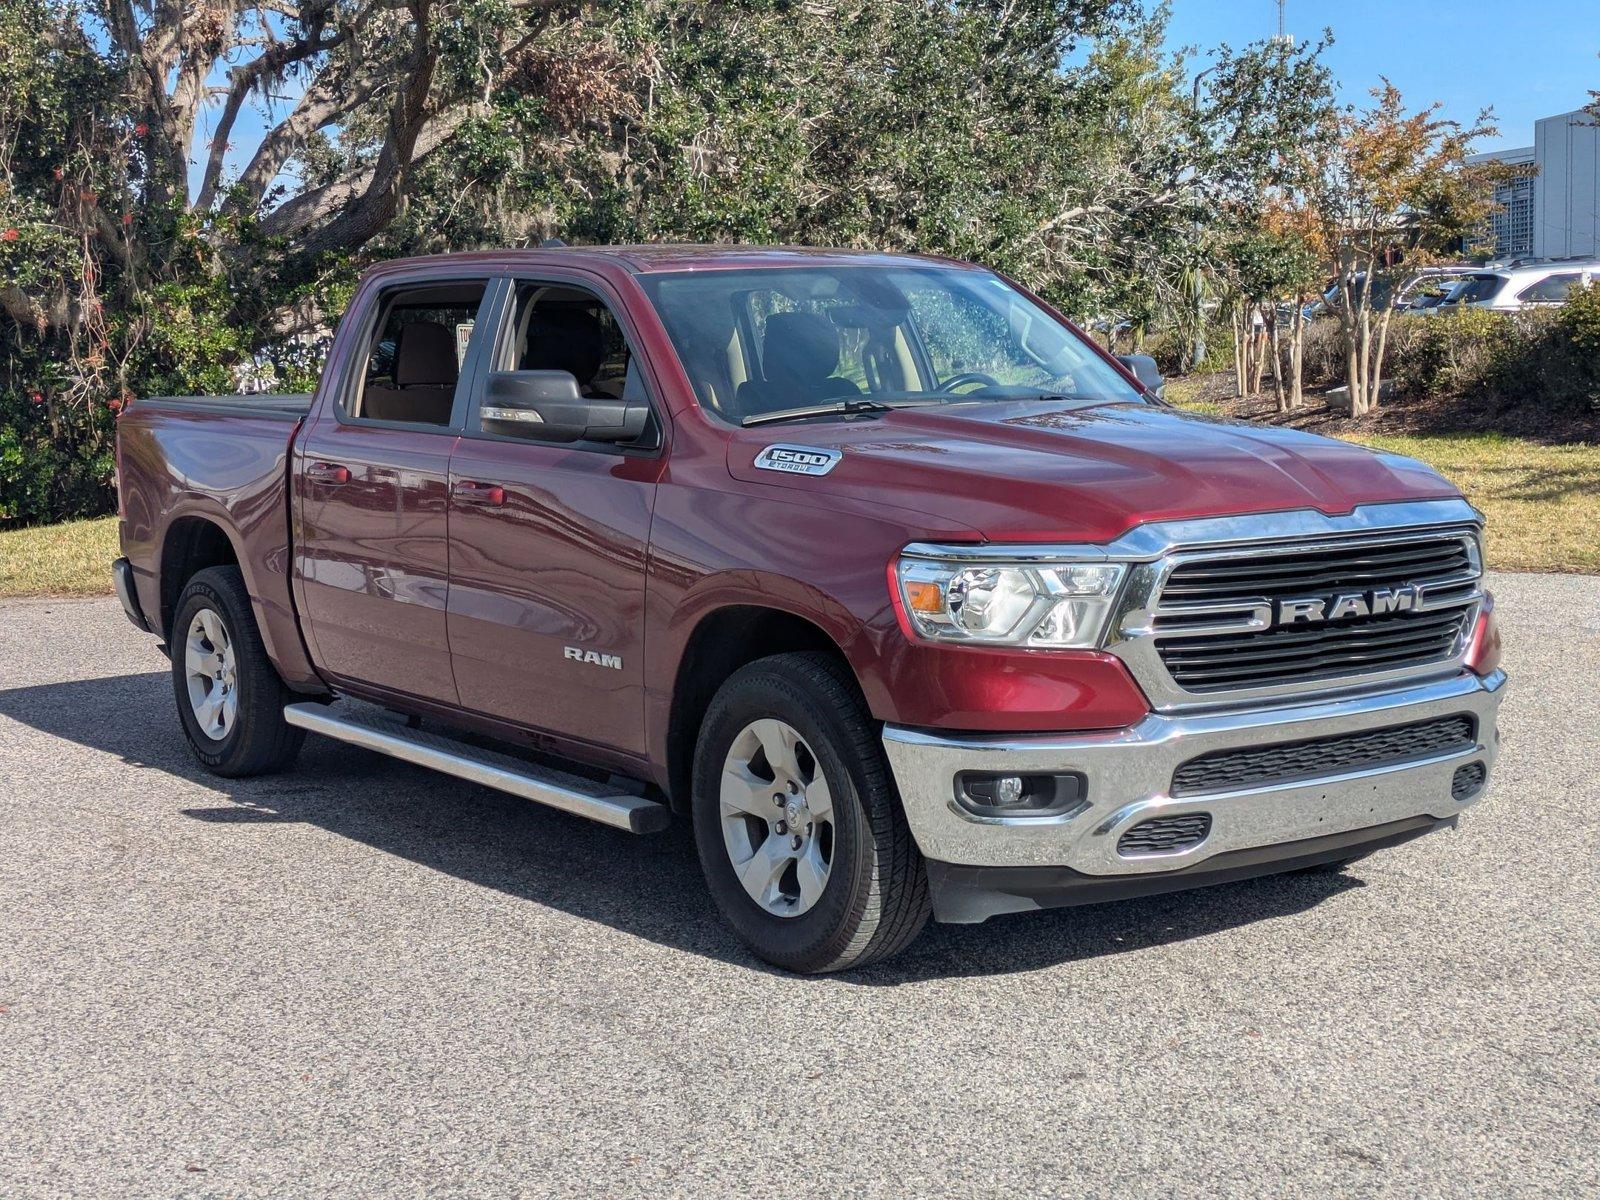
[113,245,1505,973]
[1395,268,1477,313]
[1438,259,1600,313]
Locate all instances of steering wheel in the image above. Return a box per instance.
[939,371,1002,394]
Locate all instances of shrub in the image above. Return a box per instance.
[1382,294,1600,419]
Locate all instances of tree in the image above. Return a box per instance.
[1199,32,1337,408]
[1317,82,1502,416]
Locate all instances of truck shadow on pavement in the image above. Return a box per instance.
[0,669,1365,984]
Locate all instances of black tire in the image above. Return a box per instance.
[170,566,305,777]
[691,652,930,973]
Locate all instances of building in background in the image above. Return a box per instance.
[1469,145,1535,259]
[1469,109,1599,263]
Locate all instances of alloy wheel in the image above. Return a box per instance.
[184,608,238,741]
[718,718,835,917]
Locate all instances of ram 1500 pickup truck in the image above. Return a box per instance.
[114,246,1505,972]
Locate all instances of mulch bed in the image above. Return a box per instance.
[1179,372,1600,445]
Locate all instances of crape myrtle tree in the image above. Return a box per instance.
[1316,82,1503,416]
[1198,32,1336,409]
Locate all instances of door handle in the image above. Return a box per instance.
[452,480,506,506]
[306,461,350,485]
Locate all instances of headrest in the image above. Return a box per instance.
[523,308,605,385]
[394,321,458,388]
[762,311,840,384]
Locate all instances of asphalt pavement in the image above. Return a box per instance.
[1,572,1596,1198]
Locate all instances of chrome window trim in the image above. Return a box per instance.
[903,498,1486,711]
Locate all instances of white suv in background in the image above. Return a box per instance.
[1440,260,1599,312]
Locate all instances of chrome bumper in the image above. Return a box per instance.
[882,670,1505,873]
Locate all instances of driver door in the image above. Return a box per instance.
[445,276,664,759]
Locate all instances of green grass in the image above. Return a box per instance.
[1166,376,1599,573]
[1345,432,1600,574]
[0,516,120,598]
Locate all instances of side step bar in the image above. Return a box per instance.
[282,703,670,834]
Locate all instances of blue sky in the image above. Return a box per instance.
[1164,0,1600,152]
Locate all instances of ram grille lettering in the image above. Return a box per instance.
[1273,585,1423,627]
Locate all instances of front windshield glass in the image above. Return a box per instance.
[638,264,1144,424]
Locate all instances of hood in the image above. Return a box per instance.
[726,401,1461,543]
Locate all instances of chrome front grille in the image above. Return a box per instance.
[1148,531,1480,696]
[1156,605,1472,692]
[1102,506,1487,711]
[1156,537,1475,604]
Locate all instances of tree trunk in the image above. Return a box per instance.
[1267,306,1286,412]
[1289,295,1304,409]
[1370,306,1395,412]
[1249,309,1268,397]
[1232,308,1247,397]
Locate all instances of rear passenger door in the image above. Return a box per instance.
[445,275,663,760]
[294,277,500,705]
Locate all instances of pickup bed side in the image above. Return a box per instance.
[116,394,322,690]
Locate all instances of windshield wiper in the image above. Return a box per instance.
[741,397,943,427]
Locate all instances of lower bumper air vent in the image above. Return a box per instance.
[1171,715,1477,798]
[1451,761,1487,801]
[1118,813,1213,857]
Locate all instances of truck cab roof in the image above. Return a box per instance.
[363,244,977,280]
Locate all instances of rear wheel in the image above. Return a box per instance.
[691,652,930,973]
[170,566,304,777]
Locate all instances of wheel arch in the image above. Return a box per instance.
[663,604,862,814]
[158,514,243,640]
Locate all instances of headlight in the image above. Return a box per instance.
[894,551,1126,648]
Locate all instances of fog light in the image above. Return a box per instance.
[954,771,1086,819]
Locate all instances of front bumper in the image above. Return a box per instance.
[882,670,1504,917]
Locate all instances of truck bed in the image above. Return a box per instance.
[116,390,319,688]
[134,393,312,420]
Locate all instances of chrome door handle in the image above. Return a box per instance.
[452,480,506,506]
[306,461,351,485]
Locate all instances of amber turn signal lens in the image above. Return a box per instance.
[904,580,945,613]
[1464,592,1501,676]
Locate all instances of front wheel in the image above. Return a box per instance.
[691,652,930,973]
[170,566,305,777]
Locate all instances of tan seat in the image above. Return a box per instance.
[363,321,457,424]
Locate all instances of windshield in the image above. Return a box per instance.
[638,264,1144,425]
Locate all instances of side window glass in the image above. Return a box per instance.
[1519,273,1578,303]
[497,284,635,402]
[351,281,486,425]
[479,281,656,450]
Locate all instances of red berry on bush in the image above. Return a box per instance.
[0,229,17,242]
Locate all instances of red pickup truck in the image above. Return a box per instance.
[114,246,1505,972]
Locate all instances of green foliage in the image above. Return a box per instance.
[1,0,1590,529]
[1384,295,1600,417]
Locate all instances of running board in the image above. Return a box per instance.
[282,703,670,834]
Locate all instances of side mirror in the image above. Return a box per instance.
[1115,353,1165,399]
[479,370,649,444]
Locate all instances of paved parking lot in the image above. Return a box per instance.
[1,572,1596,1198]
